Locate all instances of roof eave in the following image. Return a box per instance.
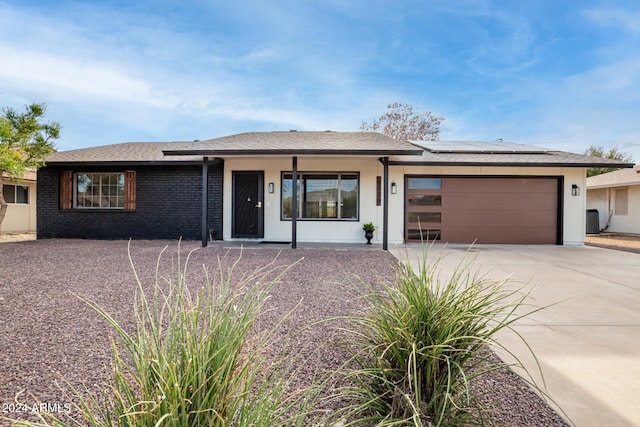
[388,160,636,168]
[587,181,640,190]
[162,149,424,156]
[44,160,212,167]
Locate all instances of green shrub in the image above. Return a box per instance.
[336,248,544,426]
[17,244,320,427]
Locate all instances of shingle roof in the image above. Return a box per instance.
[390,141,636,168]
[46,141,210,164]
[45,133,635,169]
[161,131,424,156]
[587,166,640,189]
[45,132,423,164]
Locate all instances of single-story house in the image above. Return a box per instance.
[37,131,633,248]
[1,170,37,234]
[586,165,640,234]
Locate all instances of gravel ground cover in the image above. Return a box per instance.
[585,233,640,254]
[0,239,567,426]
[0,233,36,243]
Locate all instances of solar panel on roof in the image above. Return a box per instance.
[414,140,554,154]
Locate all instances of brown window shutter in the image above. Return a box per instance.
[59,171,73,210]
[124,170,136,210]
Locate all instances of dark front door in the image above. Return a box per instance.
[232,171,264,238]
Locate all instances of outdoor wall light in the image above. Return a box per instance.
[391,181,397,194]
[571,184,580,196]
[268,182,275,193]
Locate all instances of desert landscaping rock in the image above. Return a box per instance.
[586,233,640,254]
[0,240,567,426]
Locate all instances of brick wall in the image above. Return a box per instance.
[37,164,223,240]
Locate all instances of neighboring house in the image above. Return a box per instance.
[37,131,632,248]
[586,165,640,234]
[1,170,37,234]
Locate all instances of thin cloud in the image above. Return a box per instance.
[0,0,639,162]
[0,47,179,108]
[583,7,640,34]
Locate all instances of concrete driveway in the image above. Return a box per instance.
[389,244,640,427]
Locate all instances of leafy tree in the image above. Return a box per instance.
[360,102,444,141]
[0,103,60,230]
[584,145,633,177]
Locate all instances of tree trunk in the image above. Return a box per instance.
[0,179,7,233]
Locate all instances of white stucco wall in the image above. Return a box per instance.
[587,185,640,234]
[387,165,587,246]
[221,158,588,245]
[586,188,609,231]
[222,156,384,243]
[1,180,37,233]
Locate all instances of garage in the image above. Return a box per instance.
[405,176,561,244]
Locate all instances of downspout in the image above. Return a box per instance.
[604,187,612,231]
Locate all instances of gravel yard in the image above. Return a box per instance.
[586,233,640,254]
[0,239,567,426]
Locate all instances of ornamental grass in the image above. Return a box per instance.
[334,247,546,426]
[16,243,322,427]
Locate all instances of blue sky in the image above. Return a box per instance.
[1,0,639,161]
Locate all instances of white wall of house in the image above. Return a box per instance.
[587,185,640,234]
[586,188,609,231]
[563,167,588,245]
[222,156,384,243]
[0,180,37,233]
[386,165,587,246]
[222,159,588,245]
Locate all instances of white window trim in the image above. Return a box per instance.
[74,172,126,209]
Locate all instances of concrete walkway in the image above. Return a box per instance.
[389,244,640,427]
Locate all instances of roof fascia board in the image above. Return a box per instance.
[162,149,424,156]
[388,160,636,168]
[44,160,216,167]
[587,182,640,190]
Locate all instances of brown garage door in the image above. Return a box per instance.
[405,176,559,244]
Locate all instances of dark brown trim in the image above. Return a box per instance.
[124,170,136,211]
[557,177,564,245]
[47,160,224,167]
[59,171,73,210]
[389,160,634,168]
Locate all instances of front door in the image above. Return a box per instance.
[232,171,264,238]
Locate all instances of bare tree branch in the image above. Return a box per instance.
[361,102,444,141]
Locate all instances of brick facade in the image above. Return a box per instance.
[37,163,223,240]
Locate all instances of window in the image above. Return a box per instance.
[405,176,443,242]
[615,189,629,216]
[408,195,442,206]
[60,171,135,211]
[407,177,441,190]
[75,173,125,209]
[282,172,359,220]
[407,229,441,241]
[2,184,29,204]
[408,212,442,223]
